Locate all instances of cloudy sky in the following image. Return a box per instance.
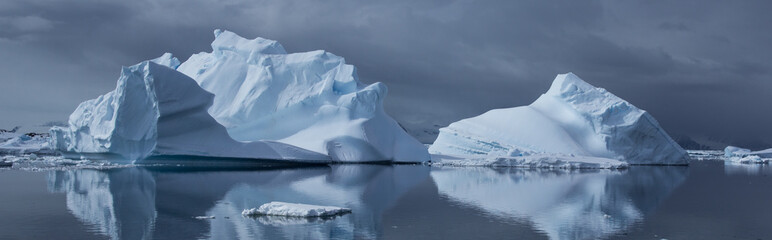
[1,0,770,147]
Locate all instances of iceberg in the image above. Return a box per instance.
[429,73,689,165]
[242,202,351,218]
[0,133,52,155]
[723,146,772,164]
[724,145,772,158]
[50,30,428,163]
[176,30,428,162]
[50,57,329,162]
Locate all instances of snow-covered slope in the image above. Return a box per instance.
[429,73,689,165]
[50,57,329,162]
[176,30,428,162]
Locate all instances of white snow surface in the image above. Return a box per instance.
[430,153,628,169]
[429,73,689,165]
[177,30,428,162]
[242,202,351,217]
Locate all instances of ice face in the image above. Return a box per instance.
[429,73,689,165]
[177,30,428,162]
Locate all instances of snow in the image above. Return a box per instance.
[50,30,428,163]
[429,73,689,165]
[430,153,628,169]
[242,202,351,218]
[177,30,428,163]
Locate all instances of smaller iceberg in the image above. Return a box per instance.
[724,146,772,164]
[430,73,689,166]
[242,202,351,218]
[0,132,53,155]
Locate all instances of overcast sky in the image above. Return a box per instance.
[1,0,770,147]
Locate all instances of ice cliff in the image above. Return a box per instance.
[429,73,689,165]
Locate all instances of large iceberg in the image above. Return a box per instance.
[50,30,428,163]
[179,30,428,162]
[50,58,328,161]
[429,73,689,165]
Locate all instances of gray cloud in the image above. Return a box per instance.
[0,0,770,147]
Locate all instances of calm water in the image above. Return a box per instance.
[1,160,771,240]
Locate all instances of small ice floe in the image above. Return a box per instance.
[194,216,215,220]
[242,202,351,218]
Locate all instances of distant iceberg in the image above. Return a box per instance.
[724,146,772,164]
[49,30,428,163]
[429,73,689,165]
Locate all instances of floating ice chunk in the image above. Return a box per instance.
[430,73,689,165]
[723,146,772,164]
[724,146,752,157]
[242,202,351,218]
[194,216,215,220]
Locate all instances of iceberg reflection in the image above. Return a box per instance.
[46,165,430,240]
[48,169,157,240]
[431,166,687,240]
[724,162,772,175]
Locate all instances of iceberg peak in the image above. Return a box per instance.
[151,53,180,69]
[211,29,286,57]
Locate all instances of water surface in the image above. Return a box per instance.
[1,159,770,239]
